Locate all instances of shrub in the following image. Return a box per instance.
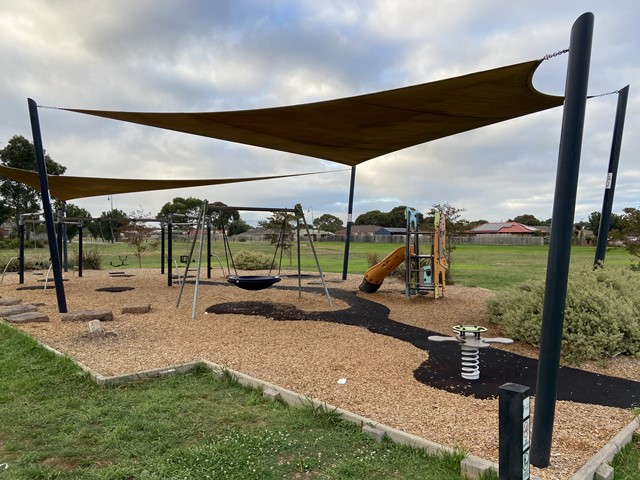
[0,238,47,250]
[232,250,274,271]
[0,256,43,273]
[366,252,406,279]
[366,253,380,268]
[0,238,20,250]
[389,261,406,279]
[0,256,21,272]
[486,265,640,362]
[73,247,104,270]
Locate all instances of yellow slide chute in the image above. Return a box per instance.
[358,208,447,298]
[358,246,408,293]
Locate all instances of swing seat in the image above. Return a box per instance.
[227,275,281,291]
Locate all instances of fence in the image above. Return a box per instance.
[317,234,545,246]
[219,232,546,246]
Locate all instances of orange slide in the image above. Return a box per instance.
[359,246,407,293]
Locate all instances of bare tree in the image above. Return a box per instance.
[119,209,158,268]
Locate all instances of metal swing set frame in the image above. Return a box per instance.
[176,202,332,319]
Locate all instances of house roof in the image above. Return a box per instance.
[384,227,407,234]
[471,222,539,234]
[336,225,383,235]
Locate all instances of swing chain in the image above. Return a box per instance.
[542,48,569,61]
[589,89,620,98]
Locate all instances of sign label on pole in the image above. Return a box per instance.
[499,383,530,480]
[605,172,613,189]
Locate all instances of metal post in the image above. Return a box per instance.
[56,209,63,268]
[531,12,593,468]
[499,383,531,480]
[160,222,165,274]
[19,217,25,284]
[167,215,173,287]
[78,222,83,277]
[342,166,356,280]
[62,202,68,272]
[297,217,302,296]
[190,201,208,319]
[27,98,67,312]
[206,218,211,279]
[594,85,629,268]
[177,201,206,309]
[296,204,332,307]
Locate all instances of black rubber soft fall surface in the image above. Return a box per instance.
[205,285,640,409]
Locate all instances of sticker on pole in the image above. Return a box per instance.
[605,172,613,189]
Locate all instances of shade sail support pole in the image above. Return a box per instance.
[27,98,68,313]
[530,12,593,468]
[167,214,173,287]
[342,166,356,280]
[594,85,629,268]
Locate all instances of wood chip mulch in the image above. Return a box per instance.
[1,269,638,480]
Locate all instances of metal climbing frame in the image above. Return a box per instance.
[404,207,447,299]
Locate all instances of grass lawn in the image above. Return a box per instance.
[0,324,489,480]
[1,241,637,477]
[7,240,636,291]
[611,432,640,480]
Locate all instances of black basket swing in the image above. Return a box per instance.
[220,216,288,291]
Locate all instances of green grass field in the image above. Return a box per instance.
[1,241,637,478]
[0,324,491,480]
[8,239,636,291]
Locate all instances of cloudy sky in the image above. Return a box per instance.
[1,1,638,226]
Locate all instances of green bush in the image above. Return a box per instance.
[0,256,43,272]
[73,247,104,270]
[0,256,21,272]
[0,238,20,250]
[232,250,274,270]
[0,238,47,250]
[486,265,640,362]
[366,253,380,267]
[366,252,406,279]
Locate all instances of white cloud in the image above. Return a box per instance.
[1,0,638,226]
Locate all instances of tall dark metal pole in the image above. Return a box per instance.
[207,218,212,279]
[27,98,67,313]
[594,85,629,268]
[341,166,357,280]
[56,208,64,271]
[530,12,593,468]
[167,214,173,287]
[78,222,83,277]
[19,218,25,285]
[62,202,68,272]
[160,222,165,274]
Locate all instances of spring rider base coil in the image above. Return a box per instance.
[428,325,513,380]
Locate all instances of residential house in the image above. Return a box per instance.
[335,225,406,236]
[469,222,541,236]
[0,222,13,239]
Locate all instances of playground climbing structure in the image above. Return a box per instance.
[359,207,447,299]
[405,207,447,299]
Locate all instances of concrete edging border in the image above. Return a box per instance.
[26,333,640,479]
[571,415,640,480]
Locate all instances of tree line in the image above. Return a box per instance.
[2,134,639,268]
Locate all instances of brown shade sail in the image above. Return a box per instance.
[0,164,337,202]
[63,59,564,167]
